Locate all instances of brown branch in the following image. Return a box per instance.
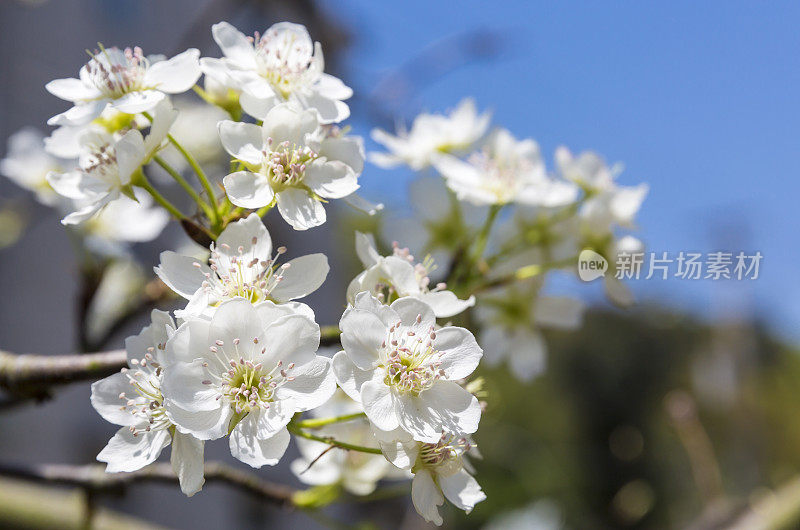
[0,462,296,507]
[0,349,126,400]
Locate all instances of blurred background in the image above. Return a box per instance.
[1,0,799,528]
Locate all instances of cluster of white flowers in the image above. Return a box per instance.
[0,19,649,526]
[371,98,648,380]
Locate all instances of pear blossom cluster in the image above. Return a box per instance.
[372,98,648,378]
[0,18,650,527]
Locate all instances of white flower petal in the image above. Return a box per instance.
[229,421,290,468]
[419,381,481,436]
[223,170,274,209]
[389,296,436,332]
[111,90,166,114]
[262,105,319,146]
[339,308,386,370]
[439,469,486,513]
[98,426,170,473]
[417,291,475,318]
[45,77,101,102]
[255,405,295,437]
[275,357,336,411]
[47,100,107,126]
[47,170,88,200]
[304,160,359,199]
[300,91,350,124]
[167,402,231,441]
[90,372,139,426]
[396,394,444,443]
[378,438,418,469]
[211,21,257,67]
[255,300,314,326]
[275,188,326,230]
[433,326,483,380]
[331,351,375,403]
[114,129,146,182]
[290,454,342,486]
[354,231,380,267]
[218,120,264,164]
[144,49,201,93]
[320,136,364,175]
[208,299,264,356]
[239,92,281,120]
[360,381,400,432]
[411,469,444,526]
[316,73,353,100]
[343,193,384,216]
[155,250,211,299]
[270,253,329,301]
[259,313,320,367]
[171,431,205,496]
[216,212,273,262]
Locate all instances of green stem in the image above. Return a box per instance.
[256,203,275,218]
[167,134,220,225]
[136,172,186,221]
[152,155,214,219]
[472,204,502,263]
[450,204,503,289]
[295,413,366,430]
[471,254,580,294]
[287,424,382,455]
[142,111,220,227]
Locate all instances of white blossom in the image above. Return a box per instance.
[0,127,67,205]
[219,103,364,230]
[46,46,200,126]
[348,232,474,318]
[370,98,490,170]
[332,293,483,443]
[90,310,206,496]
[46,101,177,225]
[290,390,398,495]
[202,21,352,124]
[434,129,578,207]
[379,430,485,525]
[475,288,585,381]
[161,298,336,468]
[155,213,328,318]
[81,188,170,254]
[555,147,647,306]
[555,146,648,230]
[604,235,644,307]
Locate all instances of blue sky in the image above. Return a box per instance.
[317,0,800,340]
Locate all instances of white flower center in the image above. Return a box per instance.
[196,238,290,304]
[118,343,169,436]
[467,149,531,202]
[370,245,448,303]
[200,338,296,415]
[87,46,150,99]
[81,141,121,188]
[252,29,317,99]
[263,139,317,188]
[381,316,442,395]
[419,434,472,476]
